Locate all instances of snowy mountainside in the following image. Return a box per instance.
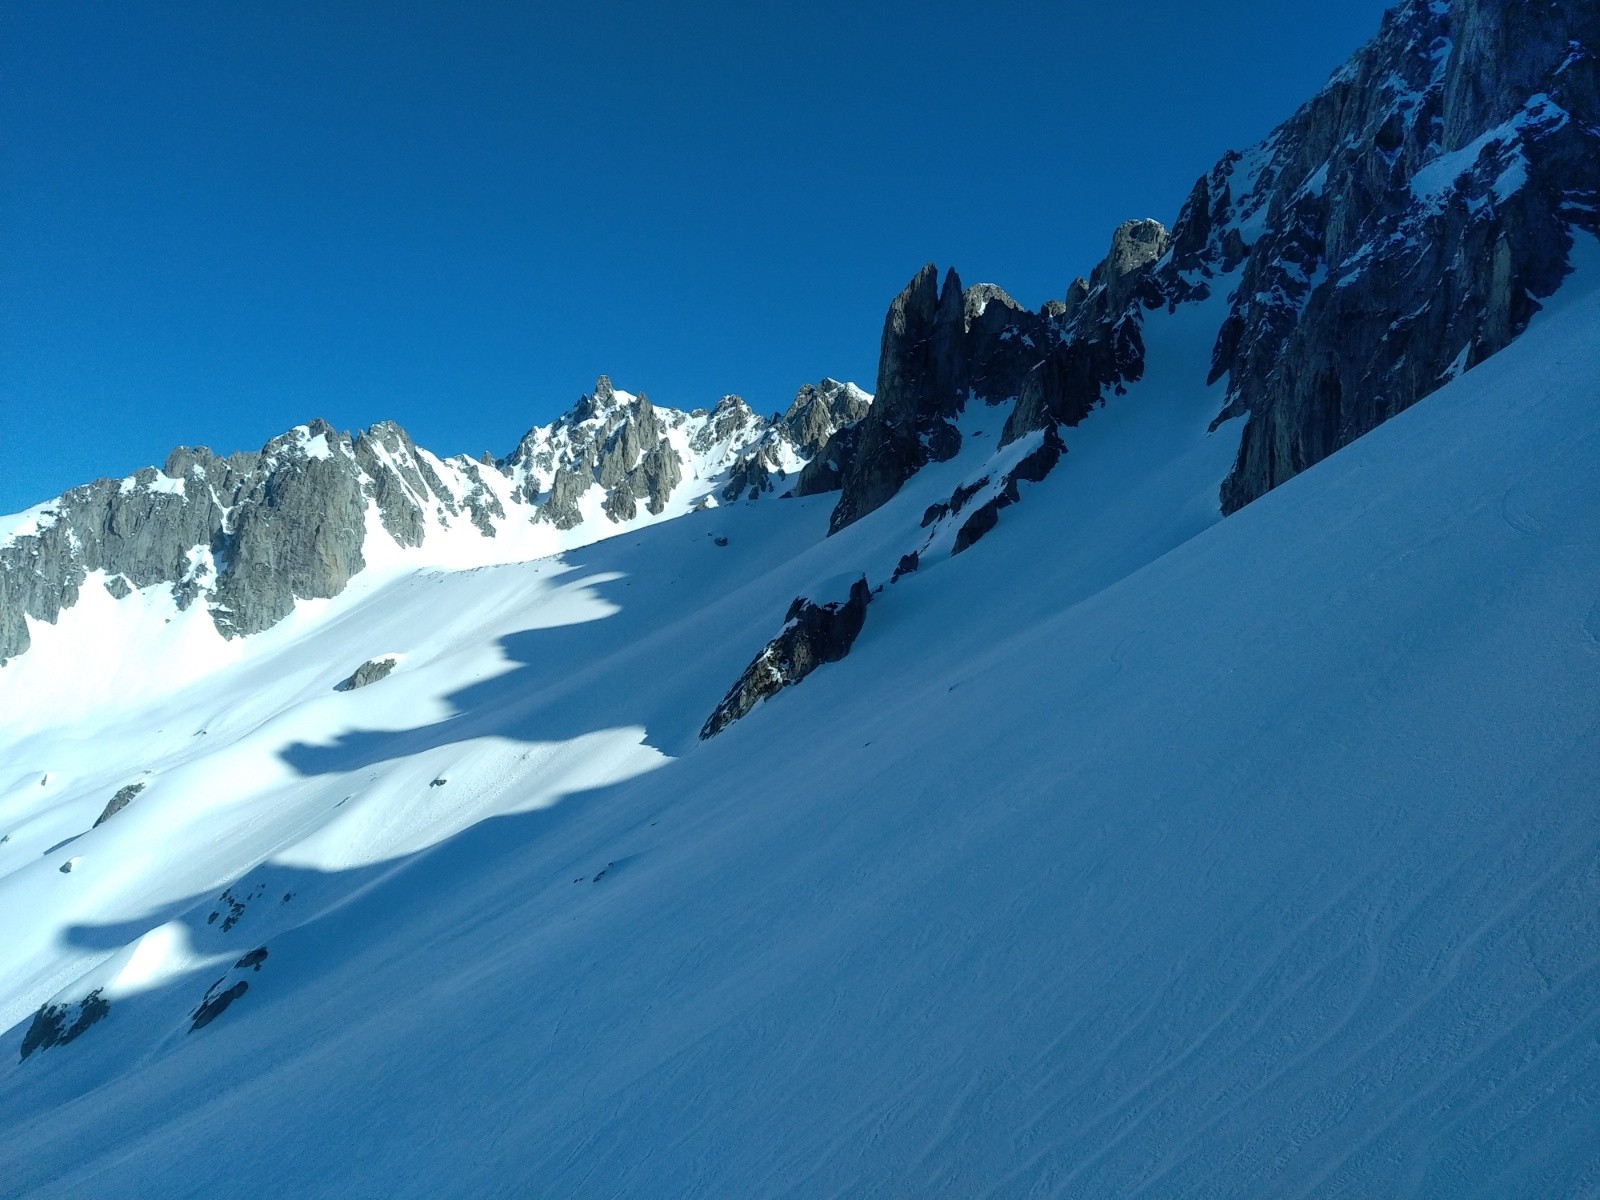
[0,374,869,663]
[0,212,1597,1199]
[3,0,1600,1192]
[819,0,1599,537]
[1182,0,1600,510]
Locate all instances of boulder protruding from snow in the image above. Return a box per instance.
[93,782,146,828]
[336,656,399,692]
[190,947,269,1033]
[19,989,109,1061]
[700,576,872,739]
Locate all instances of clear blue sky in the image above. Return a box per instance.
[1,1,1392,513]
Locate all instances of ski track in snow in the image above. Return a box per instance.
[0,269,1597,1195]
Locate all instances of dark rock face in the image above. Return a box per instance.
[190,947,268,1032]
[725,380,873,502]
[952,497,1006,555]
[1076,219,1173,330]
[1000,218,1176,447]
[1009,429,1066,485]
[827,267,974,532]
[700,577,871,738]
[19,989,109,1061]
[94,782,146,827]
[336,657,398,692]
[1196,0,1600,511]
[795,421,866,498]
[831,223,1173,532]
[951,426,1066,555]
[189,981,248,1032]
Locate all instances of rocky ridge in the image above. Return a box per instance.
[700,575,872,739]
[820,216,1173,535]
[1192,0,1600,510]
[6,0,1595,677]
[811,0,1599,540]
[0,376,871,663]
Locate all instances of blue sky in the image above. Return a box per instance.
[2,1,1391,513]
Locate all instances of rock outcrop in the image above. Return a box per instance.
[824,267,1054,532]
[1189,0,1600,511]
[2,374,872,664]
[824,216,1180,535]
[724,379,872,502]
[0,420,452,659]
[336,657,398,692]
[781,378,873,452]
[19,989,109,1061]
[94,782,145,827]
[190,947,269,1033]
[503,376,687,529]
[950,426,1067,555]
[9,5,1588,672]
[700,576,872,739]
[829,0,1598,531]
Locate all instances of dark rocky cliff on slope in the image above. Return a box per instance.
[823,0,1599,534]
[6,0,1595,665]
[1192,0,1600,510]
[821,216,1175,535]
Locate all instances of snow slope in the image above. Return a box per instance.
[0,269,1597,1195]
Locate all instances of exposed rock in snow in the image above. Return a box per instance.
[93,782,145,827]
[335,657,398,692]
[1190,0,1600,511]
[826,1,1597,537]
[0,5,1598,1192]
[830,218,1174,534]
[189,982,247,1032]
[826,264,1028,533]
[719,380,870,503]
[700,576,872,739]
[952,426,1067,555]
[19,989,108,1061]
[190,948,269,1033]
